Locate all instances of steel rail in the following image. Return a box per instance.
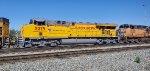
[0,45,149,62]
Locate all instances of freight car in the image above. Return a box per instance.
[19,18,118,47]
[0,18,9,47]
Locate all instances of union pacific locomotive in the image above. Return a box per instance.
[20,18,118,47]
[0,18,9,47]
[0,17,150,48]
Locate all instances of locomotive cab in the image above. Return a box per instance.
[20,19,71,47]
[145,27,150,38]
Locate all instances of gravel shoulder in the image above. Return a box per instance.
[0,48,150,71]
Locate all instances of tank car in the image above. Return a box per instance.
[19,18,118,47]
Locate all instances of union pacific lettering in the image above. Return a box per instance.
[75,27,96,30]
[35,27,45,30]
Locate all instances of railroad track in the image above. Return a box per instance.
[0,42,149,54]
[0,44,150,62]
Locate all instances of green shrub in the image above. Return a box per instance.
[134,56,140,63]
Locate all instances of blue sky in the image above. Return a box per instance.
[1,0,150,30]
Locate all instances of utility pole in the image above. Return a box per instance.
[142,0,148,26]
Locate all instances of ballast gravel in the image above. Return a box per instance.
[0,43,150,57]
[0,49,150,71]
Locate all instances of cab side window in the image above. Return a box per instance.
[57,21,61,24]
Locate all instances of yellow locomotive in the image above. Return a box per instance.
[20,18,118,47]
[118,24,150,43]
[0,18,9,47]
[146,27,150,38]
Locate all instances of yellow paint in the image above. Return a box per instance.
[21,23,117,38]
[21,24,69,38]
[0,21,9,38]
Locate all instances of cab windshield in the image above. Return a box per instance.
[29,19,46,26]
